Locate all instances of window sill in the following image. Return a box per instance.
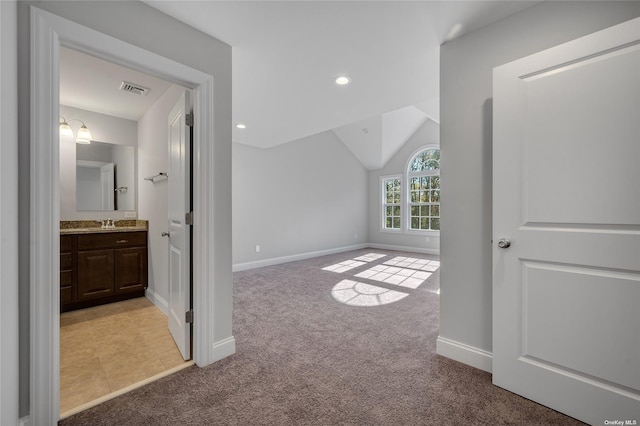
[404,229,440,236]
[380,228,402,234]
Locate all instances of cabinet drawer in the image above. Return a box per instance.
[60,253,72,270]
[61,235,72,253]
[77,232,147,250]
[61,286,72,304]
[60,270,72,287]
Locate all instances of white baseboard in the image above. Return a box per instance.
[436,336,493,373]
[368,243,440,256]
[210,336,236,364]
[145,288,168,316]
[232,243,368,272]
[19,416,30,426]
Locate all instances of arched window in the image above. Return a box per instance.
[407,147,440,231]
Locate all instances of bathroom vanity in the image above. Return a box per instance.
[60,221,148,312]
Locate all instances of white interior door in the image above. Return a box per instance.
[493,18,640,425]
[167,90,191,360]
[100,162,114,210]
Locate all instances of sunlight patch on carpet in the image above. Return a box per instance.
[322,253,386,273]
[353,253,386,262]
[355,265,431,289]
[383,257,439,272]
[331,280,408,306]
[322,260,366,273]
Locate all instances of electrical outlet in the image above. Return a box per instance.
[255,245,261,253]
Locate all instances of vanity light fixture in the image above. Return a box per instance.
[59,116,93,144]
[75,124,92,144]
[236,123,247,129]
[335,76,350,85]
[59,117,73,138]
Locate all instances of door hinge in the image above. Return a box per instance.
[185,211,193,225]
[185,112,194,127]
[185,309,194,324]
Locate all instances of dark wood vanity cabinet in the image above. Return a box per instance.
[61,231,148,312]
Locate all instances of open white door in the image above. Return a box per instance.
[493,18,640,425]
[167,90,192,360]
[100,162,114,210]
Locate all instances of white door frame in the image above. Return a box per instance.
[30,6,234,423]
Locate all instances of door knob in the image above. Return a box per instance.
[497,238,511,249]
[161,231,170,237]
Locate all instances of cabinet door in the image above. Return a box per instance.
[115,247,147,294]
[77,249,115,300]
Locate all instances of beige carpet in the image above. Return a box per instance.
[60,249,584,425]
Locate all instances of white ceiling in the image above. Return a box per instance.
[145,0,539,159]
[60,47,173,121]
[62,1,540,170]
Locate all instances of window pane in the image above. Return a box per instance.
[430,176,440,189]
[393,205,400,216]
[411,217,419,229]
[430,190,440,203]
[430,205,440,217]
[393,192,400,203]
[420,217,428,229]
[420,191,428,203]
[411,191,419,203]
[411,205,419,216]
[392,217,400,228]
[411,177,421,190]
[386,206,393,216]
[420,205,429,216]
[393,179,400,190]
[386,218,392,228]
[410,149,440,172]
[386,192,393,203]
[386,180,393,192]
[430,218,440,230]
[421,176,429,189]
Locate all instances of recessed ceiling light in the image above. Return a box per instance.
[335,76,350,85]
[236,123,247,129]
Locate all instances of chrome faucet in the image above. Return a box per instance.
[101,218,116,229]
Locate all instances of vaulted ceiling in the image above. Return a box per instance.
[144,1,538,168]
[62,1,540,170]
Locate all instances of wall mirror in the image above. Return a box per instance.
[76,141,136,211]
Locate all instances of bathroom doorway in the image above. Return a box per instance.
[58,46,193,417]
[30,8,229,423]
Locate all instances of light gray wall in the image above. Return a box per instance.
[0,0,19,423]
[59,105,138,219]
[16,1,232,417]
[368,119,440,253]
[232,131,368,268]
[138,84,184,309]
[439,1,640,355]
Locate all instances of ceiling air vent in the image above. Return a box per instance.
[119,81,149,96]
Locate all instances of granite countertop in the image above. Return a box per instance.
[60,220,148,235]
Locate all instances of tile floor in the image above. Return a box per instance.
[60,297,187,414]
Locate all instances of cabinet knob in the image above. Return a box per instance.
[116,239,128,244]
[161,232,170,237]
